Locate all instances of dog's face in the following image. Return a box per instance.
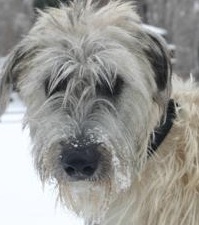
[0,1,171,224]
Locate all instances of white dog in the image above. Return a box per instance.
[1,1,199,225]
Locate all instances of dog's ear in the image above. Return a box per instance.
[0,43,28,115]
[142,28,172,111]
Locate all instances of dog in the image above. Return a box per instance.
[1,1,199,224]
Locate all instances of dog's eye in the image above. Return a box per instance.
[96,76,124,98]
[45,78,68,96]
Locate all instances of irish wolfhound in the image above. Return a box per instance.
[1,1,199,224]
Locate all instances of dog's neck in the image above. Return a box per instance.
[148,99,177,157]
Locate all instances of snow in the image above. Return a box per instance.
[142,24,168,37]
[0,96,83,225]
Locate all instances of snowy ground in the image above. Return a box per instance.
[0,94,83,225]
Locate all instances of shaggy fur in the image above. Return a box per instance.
[0,1,199,225]
[103,76,199,225]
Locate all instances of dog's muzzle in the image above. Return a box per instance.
[60,141,101,180]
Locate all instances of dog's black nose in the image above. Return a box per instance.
[61,143,101,180]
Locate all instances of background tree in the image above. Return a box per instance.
[0,0,33,56]
[33,0,70,10]
[140,0,199,78]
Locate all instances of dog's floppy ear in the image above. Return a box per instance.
[0,43,28,115]
[142,28,172,111]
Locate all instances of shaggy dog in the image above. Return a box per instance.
[0,1,199,224]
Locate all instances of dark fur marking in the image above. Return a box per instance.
[45,77,69,96]
[96,76,124,99]
[144,34,171,91]
[33,0,71,10]
[45,74,124,99]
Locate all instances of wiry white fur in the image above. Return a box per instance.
[103,76,199,225]
[1,1,194,225]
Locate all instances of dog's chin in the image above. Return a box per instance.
[58,179,115,224]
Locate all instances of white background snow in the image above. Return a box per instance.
[0,94,83,225]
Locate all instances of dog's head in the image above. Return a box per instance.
[0,0,172,223]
